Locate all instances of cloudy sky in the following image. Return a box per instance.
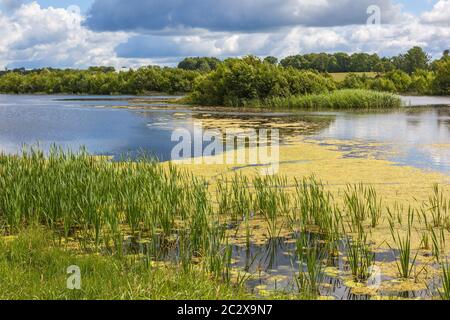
[0,0,449,69]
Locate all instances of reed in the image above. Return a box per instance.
[438,262,450,300]
[262,89,402,110]
[344,184,382,229]
[430,227,446,263]
[295,231,325,298]
[427,184,449,229]
[254,175,290,238]
[1,148,447,299]
[294,176,336,234]
[389,209,419,279]
[345,234,375,281]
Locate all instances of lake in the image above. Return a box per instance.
[0,94,449,174]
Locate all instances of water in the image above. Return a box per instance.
[124,231,441,300]
[0,94,449,174]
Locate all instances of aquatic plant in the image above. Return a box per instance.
[430,227,446,263]
[427,184,449,229]
[389,209,419,279]
[254,175,290,238]
[295,231,325,298]
[345,234,375,281]
[216,174,253,222]
[262,89,402,110]
[295,176,336,233]
[344,184,383,229]
[1,147,448,300]
[438,262,450,300]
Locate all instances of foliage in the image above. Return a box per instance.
[264,56,279,65]
[0,47,446,97]
[340,69,437,94]
[0,66,200,95]
[177,57,221,72]
[432,56,450,95]
[393,47,431,74]
[280,47,431,74]
[187,56,336,106]
[282,52,394,73]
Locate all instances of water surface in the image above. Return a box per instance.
[0,94,449,174]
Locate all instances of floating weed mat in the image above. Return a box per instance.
[0,148,449,300]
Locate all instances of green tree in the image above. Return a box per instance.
[403,47,430,74]
[433,56,450,95]
[264,56,279,65]
[178,57,221,72]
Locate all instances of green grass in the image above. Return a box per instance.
[389,210,419,279]
[262,89,402,110]
[1,149,448,300]
[0,226,250,300]
[438,262,450,300]
[344,184,383,229]
[345,234,375,281]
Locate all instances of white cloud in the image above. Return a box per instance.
[0,2,153,69]
[116,18,449,62]
[421,0,450,26]
[0,1,448,69]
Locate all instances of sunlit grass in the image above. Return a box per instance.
[0,148,448,300]
[262,89,402,110]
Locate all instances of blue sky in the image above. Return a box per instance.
[32,0,93,12]
[396,0,437,14]
[0,0,448,69]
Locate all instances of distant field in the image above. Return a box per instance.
[329,72,379,82]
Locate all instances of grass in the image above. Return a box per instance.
[0,226,249,300]
[0,148,449,300]
[344,184,383,229]
[438,262,450,300]
[427,184,449,229]
[295,231,325,298]
[388,210,419,279]
[345,234,375,281]
[262,89,401,110]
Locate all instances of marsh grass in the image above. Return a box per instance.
[295,231,325,298]
[1,148,449,299]
[427,185,450,229]
[438,261,450,300]
[389,209,419,279]
[262,89,402,110]
[345,234,375,281]
[294,176,337,234]
[344,184,383,229]
[254,175,290,238]
[430,227,446,263]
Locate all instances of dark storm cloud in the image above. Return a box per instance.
[85,0,402,32]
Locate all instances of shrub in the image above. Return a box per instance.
[433,57,450,95]
[188,56,335,106]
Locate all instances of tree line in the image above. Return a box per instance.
[0,47,448,96]
[0,66,199,95]
[178,47,441,74]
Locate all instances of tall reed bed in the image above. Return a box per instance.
[262,89,402,110]
[0,147,229,277]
